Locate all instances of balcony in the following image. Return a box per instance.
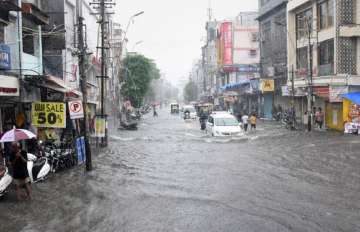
[318,63,334,76]
[0,0,21,11]
[21,2,49,25]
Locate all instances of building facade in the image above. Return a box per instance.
[287,0,360,130]
[258,0,288,119]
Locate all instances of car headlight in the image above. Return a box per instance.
[215,130,221,135]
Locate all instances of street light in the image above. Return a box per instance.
[122,11,144,44]
[132,40,143,51]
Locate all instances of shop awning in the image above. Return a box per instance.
[341,92,360,105]
[220,81,250,91]
[40,75,70,93]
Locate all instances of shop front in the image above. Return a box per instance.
[0,75,20,133]
[341,92,360,134]
[260,79,274,119]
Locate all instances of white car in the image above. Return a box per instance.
[182,105,197,119]
[206,112,242,137]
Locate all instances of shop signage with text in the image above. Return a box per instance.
[261,79,274,92]
[32,102,66,128]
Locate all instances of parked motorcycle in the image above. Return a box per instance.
[0,167,12,197]
[27,153,51,183]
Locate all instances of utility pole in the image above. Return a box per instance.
[306,16,313,132]
[89,0,115,147]
[77,1,92,171]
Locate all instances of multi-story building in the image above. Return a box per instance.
[0,0,48,132]
[287,0,360,130]
[258,0,288,118]
[202,20,218,102]
[216,12,260,115]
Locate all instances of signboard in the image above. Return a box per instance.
[0,44,11,70]
[32,102,66,128]
[68,100,84,119]
[329,86,348,103]
[281,85,290,96]
[261,79,274,92]
[221,22,233,65]
[76,137,86,165]
[0,75,19,96]
[95,117,106,138]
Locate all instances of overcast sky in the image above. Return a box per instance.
[114,0,258,86]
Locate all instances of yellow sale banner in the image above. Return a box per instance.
[32,102,66,128]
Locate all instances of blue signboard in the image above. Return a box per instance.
[76,137,86,165]
[0,44,11,70]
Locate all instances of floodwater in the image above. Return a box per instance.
[1,109,360,232]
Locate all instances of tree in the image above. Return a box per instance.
[183,81,198,103]
[121,54,160,107]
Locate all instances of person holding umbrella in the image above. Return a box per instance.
[10,143,31,200]
[0,127,36,200]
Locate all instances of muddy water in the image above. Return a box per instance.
[1,110,360,232]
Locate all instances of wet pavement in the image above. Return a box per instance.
[1,110,360,232]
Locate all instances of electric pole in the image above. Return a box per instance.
[306,16,313,132]
[77,0,92,171]
[90,0,115,147]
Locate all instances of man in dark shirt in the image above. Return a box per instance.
[10,143,31,200]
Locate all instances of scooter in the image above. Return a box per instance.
[27,153,51,183]
[0,167,12,197]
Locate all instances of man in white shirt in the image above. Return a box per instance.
[242,114,249,132]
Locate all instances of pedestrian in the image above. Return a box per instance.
[250,113,257,131]
[315,107,324,129]
[242,113,249,132]
[10,143,31,201]
[153,105,158,117]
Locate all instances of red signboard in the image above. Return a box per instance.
[221,22,232,65]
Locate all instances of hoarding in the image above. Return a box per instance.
[221,22,233,65]
[0,44,11,70]
[32,102,66,128]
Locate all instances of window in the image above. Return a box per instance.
[251,32,259,42]
[23,28,35,55]
[249,49,257,57]
[319,39,334,65]
[296,8,313,39]
[318,0,334,30]
[318,39,334,75]
[0,25,4,43]
[297,47,308,69]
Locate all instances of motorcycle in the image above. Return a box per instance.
[27,153,51,183]
[0,167,12,197]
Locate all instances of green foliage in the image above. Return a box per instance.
[184,81,198,102]
[121,54,161,107]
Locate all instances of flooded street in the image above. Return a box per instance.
[1,110,360,232]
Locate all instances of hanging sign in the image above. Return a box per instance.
[261,79,274,92]
[31,102,66,128]
[95,117,106,138]
[68,100,84,119]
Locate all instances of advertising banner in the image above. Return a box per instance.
[221,22,233,65]
[68,100,84,119]
[31,102,66,128]
[76,137,86,165]
[0,44,11,70]
[261,79,274,92]
[95,117,106,138]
